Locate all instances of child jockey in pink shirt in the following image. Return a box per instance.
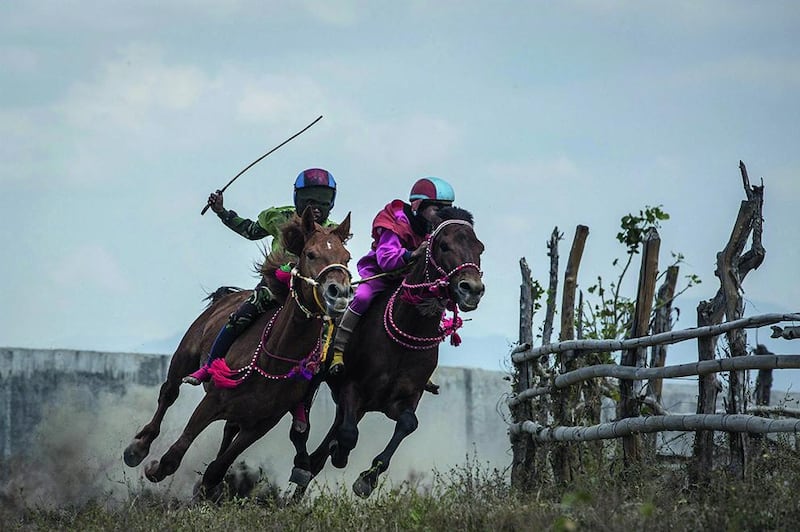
[328,177,455,389]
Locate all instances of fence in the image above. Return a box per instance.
[507,161,800,488]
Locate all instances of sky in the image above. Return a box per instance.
[2,1,799,390]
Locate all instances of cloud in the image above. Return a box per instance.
[60,44,207,132]
[341,114,461,170]
[486,156,582,187]
[49,244,131,297]
[235,74,331,123]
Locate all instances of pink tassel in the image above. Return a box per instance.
[450,332,462,347]
[209,358,245,389]
[274,268,291,286]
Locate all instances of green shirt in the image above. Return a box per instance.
[217,205,334,259]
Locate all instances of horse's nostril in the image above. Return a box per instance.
[458,279,485,297]
[326,284,340,298]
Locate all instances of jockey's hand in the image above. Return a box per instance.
[208,190,224,214]
[409,241,428,262]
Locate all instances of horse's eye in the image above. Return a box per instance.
[439,243,450,252]
[306,251,318,261]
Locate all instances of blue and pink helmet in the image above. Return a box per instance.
[294,168,337,208]
[409,177,455,211]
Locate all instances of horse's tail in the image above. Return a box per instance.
[204,286,245,308]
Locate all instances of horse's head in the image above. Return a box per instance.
[418,207,485,312]
[282,207,353,318]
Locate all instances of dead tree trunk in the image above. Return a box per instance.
[643,264,678,453]
[719,161,765,477]
[511,258,537,491]
[691,160,765,483]
[647,265,679,404]
[537,228,562,478]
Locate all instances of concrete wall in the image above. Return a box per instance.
[0,348,513,504]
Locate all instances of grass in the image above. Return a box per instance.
[4,447,800,531]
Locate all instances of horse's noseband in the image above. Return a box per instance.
[291,263,352,319]
[384,219,483,350]
[424,219,483,288]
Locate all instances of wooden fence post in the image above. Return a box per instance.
[552,225,588,483]
[754,344,774,407]
[619,227,660,465]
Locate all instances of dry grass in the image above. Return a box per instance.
[4,447,800,531]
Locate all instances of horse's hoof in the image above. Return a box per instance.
[329,441,348,469]
[144,460,161,483]
[123,439,149,467]
[424,381,440,395]
[352,474,374,498]
[290,485,308,504]
[289,467,313,488]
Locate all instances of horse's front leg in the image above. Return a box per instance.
[331,382,363,469]
[143,392,218,483]
[124,349,198,467]
[353,407,419,498]
[288,414,312,491]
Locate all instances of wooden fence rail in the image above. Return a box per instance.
[511,414,800,443]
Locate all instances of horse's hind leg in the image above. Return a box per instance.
[144,394,218,483]
[124,349,198,467]
[331,383,363,469]
[290,402,344,502]
[353,407,419,498]
[196,416,281,500]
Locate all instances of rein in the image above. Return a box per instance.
[383,219,482,350]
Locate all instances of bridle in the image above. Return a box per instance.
[290,262,352,319]
[214,262,351,387]
[384,219,483,350]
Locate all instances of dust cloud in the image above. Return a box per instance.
[1,374,511,510]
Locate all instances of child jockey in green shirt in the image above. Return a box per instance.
[183,168,339,387]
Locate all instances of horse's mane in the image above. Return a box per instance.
[255,213,351,304]
[203,286,246,308]
[437,206,474,225]
[253,215,312,304]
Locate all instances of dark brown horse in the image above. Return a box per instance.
[123,208,352,498]
[290,207,485,499]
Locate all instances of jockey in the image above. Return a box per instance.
[183,168,338,386]
[328,177,455,391]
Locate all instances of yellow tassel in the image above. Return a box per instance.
[319,319,334,362]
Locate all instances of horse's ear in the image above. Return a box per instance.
[333,212,352,243]
[281,216,305,256]
[301,206,317,236]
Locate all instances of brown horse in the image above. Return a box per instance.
[123,208,352,498]
[290,206,485,499]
